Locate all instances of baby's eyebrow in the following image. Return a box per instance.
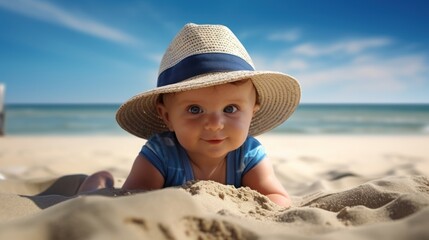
[224,98,248,104]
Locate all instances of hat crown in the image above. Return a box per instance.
[158,23,255,75]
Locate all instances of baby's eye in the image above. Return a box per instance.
[224,105,238,113]
[187,105,203,114]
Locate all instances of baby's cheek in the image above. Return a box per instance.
[174,133,194,150]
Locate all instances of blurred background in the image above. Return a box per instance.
[0,0,428,135]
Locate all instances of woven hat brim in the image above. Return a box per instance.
[116,70,301,139]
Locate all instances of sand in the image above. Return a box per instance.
[0,134,428,239]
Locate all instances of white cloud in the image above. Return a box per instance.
[146,53,163,65]
[292,37,392,57]
[253,57,308,72]
[295,54,428,103]
[253,36,428,102]
[267,29,301,42]
[0,0,138,45]
[296,54,426,91]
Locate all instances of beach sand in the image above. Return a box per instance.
[0,134,428,239]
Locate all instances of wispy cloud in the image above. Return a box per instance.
[253,56,308,71]
[0,0,138,45]
[253,36,428,102]
[267,29,301,42]
[296,54,426,90]
[292,37,392,57]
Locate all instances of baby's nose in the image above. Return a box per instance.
[204,113,224,131]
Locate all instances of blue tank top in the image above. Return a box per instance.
[140,132,266,188]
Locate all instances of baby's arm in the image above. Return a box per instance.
[122,155,165,191]
[242,158,291,208]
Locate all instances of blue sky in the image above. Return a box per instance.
[0,0,428,104]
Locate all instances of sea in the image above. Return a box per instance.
[2,104,429,135]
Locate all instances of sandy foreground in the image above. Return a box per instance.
[0,134,428,239]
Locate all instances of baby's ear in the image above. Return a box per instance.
[156,103,174,131]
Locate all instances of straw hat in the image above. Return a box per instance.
[116,23,301,139]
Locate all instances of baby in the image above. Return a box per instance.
[80,23,301,207]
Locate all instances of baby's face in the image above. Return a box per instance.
[157,80,259,162]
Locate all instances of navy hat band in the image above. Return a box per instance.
[157,53,255,87]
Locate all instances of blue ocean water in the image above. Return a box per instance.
[3,104,429,135]
[4,104,124,135]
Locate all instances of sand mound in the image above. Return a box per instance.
[1,135,429,239]
[0,175,428,239]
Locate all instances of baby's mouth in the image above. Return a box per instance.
[203,138,226,144]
